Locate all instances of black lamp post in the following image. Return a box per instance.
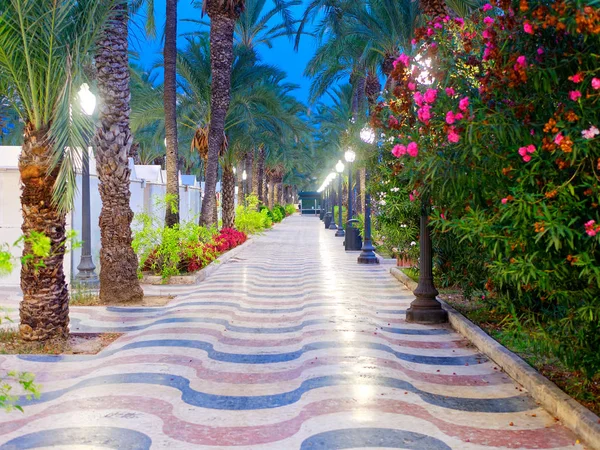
[75,84,99,287]
[406,197,448,324]
[357,127,378,264]
[335,160,345,237]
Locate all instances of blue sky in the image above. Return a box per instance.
[130,0,318,105]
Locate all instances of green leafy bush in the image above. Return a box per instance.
[272,205,285,223]
[374,0,600,377]
[285,204,297,216]
[235,204,272,234]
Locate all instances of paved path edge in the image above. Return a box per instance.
[390,266,600,450]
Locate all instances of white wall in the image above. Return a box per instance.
[0,146,209,287]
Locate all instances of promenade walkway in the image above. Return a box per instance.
[0,215,582,449]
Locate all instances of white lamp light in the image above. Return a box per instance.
[233,167,237,175]
[360,126,375,144]
[78,83,96,116]
[242,170,247,181]
[336,160,344,173]
[344,149,356,163]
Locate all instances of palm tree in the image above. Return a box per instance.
[164,0,180,227]
[95,1,144,304]
[0,0,114,339]
[198,0,245,226]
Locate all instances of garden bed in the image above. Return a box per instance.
[140,236,252,285]
[0,331,121,355]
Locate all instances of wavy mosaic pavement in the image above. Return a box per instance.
[0,216,583,449]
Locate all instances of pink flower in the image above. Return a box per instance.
[482,3,493,11]
[518,145,534,162]
[537,47,544,55]
[522,154,531,162]
[530,129,535,136]
[440,213,446,220]
[434,22,443,29]
[554,133,564,145]
[501,198,508,204]
[582,125,599,140]
[430,42,438,49]
[388,115,399,127]
[526,144,536,154]
[408,82,416,91]
[518,147,528,157]
[407,142,419,157]
[592,78,600,90]
[482,29,492,39]
[455,17,465,27]
[569,90,582,101]
[516,55,527,67]
[409,192,416,202]
[585,220,599,237]
[448,128,460,143]
[483,16,494,26]
[446,111,456,124]
[411,38,417,45]
[392,144,407,157]
[424,89,438,103]
[413,91,424,106]
[417,105,432,123]
[393,53,410,69]
[455,112,463,120]
[569,73,584,83]
[445,87,455,96]
[458,97,469,112]
[427,28,434,36]
[523,22,534,34]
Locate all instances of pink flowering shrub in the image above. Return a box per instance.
[372,0,600,377]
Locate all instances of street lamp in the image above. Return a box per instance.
[357,126,378,264]
[335,160,345,237]
[344,149,356,221]
[75,84,99,287]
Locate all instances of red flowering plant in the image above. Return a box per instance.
[375,0,600,378]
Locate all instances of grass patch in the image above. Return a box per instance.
[0,331,121,355]
[401,267,419,283]
[442,293,600,416]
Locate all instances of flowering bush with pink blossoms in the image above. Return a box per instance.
[374,0,600,377]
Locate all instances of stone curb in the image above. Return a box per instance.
[389,267,600,450]
[140,237,254,286]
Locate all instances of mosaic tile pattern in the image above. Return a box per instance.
[0,216,583,449]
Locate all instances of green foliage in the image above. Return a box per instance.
[235,203,272,234]
[272,205,285,223]
[333,205,348,228]
[375,0,600,377]
[132,197,217,279]
[0,231,72,276]
[285,204,297,216]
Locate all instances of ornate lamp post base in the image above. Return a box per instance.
[406,203,448,324]
[335,227,345,237]
[328,221,337,230]
[75,257,99,288]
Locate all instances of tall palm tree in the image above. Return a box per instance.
[164,0,180,227]
[95,1,144,304]
[0,0,114,339]
[199,0,245,226]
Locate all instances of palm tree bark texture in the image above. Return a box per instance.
[95,1,144,304]
[245,150,254,196]
[221,165,236,228]
[200,0,242,226]
[164,0,180,227]
[18,125,69,340]
[256,145,265,203]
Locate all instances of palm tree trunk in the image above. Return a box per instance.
[221,165,235,228]
[356,168,365,214]
[252,154,259,196]
[18,126,69,341]
[268,176,275,209]
[257,145,265,203]
[199,12,235,226]
[244,150,254,196]
[262,166,268,204]
[95,1,143,304]
[236,161,244,206]
[164,0,180,227]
